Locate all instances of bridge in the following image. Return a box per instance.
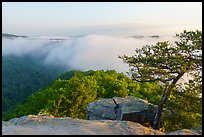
[49,38,68,43]
[30,37,74,45]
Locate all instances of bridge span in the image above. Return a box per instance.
[49,38,68,43]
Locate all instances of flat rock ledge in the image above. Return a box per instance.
[2,114,201,135]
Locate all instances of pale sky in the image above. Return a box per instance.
[2,2,202,37]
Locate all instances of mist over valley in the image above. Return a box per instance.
[2,33,178,72]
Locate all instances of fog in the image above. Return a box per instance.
[3,35,178,73]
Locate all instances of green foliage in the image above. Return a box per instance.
[119,30,202,84]
[161,75,202,131]
[4,70,162,120]
[119,30,202,131]
[2,55,66,119]
[41,76,98,118]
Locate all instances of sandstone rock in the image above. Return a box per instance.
[3,114,55,126]
[166,129,201,135]
[2,114,165,135]
[2,115,202,135]
[2,115,201,135]
[4,116,28,125]
[191,126,202,134]
[87,96,157,127]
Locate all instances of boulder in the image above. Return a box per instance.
[87,96,157,127]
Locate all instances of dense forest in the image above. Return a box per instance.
[2,55,66,118]
[3,70,163,120]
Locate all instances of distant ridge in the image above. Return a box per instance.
[128,35,160,39]
[2,33,27,38]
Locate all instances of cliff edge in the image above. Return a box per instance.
[2,114,201,135]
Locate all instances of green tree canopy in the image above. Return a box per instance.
[119,30,202,129]
[3,70,163,121]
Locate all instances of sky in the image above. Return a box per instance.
[2,2,202,36]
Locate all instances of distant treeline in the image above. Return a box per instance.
[2,33,27,38]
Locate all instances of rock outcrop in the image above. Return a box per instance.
[87,96,157,127]
[2,114,165,135]
[2,114,201,135]
[191,126,202,134]
[166,129,202,135]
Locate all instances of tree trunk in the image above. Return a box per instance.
[152,90,170,129]
[152,72,185,130]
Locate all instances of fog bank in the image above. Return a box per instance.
[2,35,178,73]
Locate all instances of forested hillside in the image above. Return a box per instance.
[2,55,66,118]
[3,70,164,120]
[3,70,202,131]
